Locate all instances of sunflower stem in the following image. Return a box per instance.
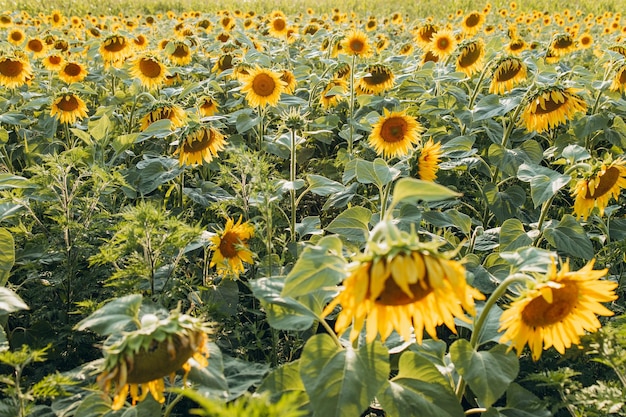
[347,54,356,155]
[491,96,525,183]
[163,393,184,417]
[289,128,297,245]
[63,122,72,149]
[319,317,344,349]
[258,105,265,151]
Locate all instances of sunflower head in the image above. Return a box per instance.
[572,157,626,220]
[521,85,587,133]
[341,29,372,57]
[320,78,348,109]
[58,61,88,84]
[549,33,577,57]
[455,39,485,76]
[50,91,89,124]
[96,306,212,410]
[198,95,219,117]
[609,62,626,93]
[100,34,131,66]
[357,64,395,95]
[322,220,484,343]
[175,123,227,166]
[462,11,485,36]
[489,56,527,94]
[369,108,423,158]
[130,53,168,89]
[0,52,34,89]
[409,138,443,182]
[499,258,617,361]
[240,66,285,108]
[140,101,187,131]
[209,216,255,277]
[427,30,457,60]
[414,23,438,48]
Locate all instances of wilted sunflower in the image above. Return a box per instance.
[521,86,587,133]
[322,221,484,343]
[504,38,527,55]
[357,64,395,95]
[421,50,440,65]
[212,54,234,73]
[140,103,186,131]
[456,39,485,76]
[240,66,285,108]
[609,62,626,93]
[0,53,33,88]
[209,216,255,277]
[280,69,297,94]
[342,29,372,57]
[369,109,423,158]
[572,158,626,220]
[428,30,457,60]
[489,56,528,94]
[414,23,438,49]
[334,62,351,79]
[461,11,485,36]
[58,61,88,84]
[198,96,219,117]
[129,53,168,89]
[50,92,88,124]
[175,125,227,166]
[499,258,617,361]
[100,34,132,66]
[549,33,577,57]
[96,309,211,410]
[412,139,442,182]
[320,78,348,109]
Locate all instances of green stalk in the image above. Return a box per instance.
[347,54,356,155]
[289,128,297,245]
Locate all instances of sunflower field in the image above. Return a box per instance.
[1,1,626,416]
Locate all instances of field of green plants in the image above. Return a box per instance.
[0,1,625,416]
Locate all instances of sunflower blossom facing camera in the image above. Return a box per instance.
[50,92,88,124]
[572,158,626,220]
[499,259,617,361]
[240,66,285,108]
[0,52,33,88]
[209,216,254,277]
[129,53,168,89]
[322,221,484,343]
[521,86,587,133]
[175,125,227,166]
[342,29,372,57]
[369,109,423,158]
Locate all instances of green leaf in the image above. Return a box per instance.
[0,174,30,190]
[517,163,570,208]
[422,209,472,235]
[488,141,543,178]
[307,174,344,196]
[0,228,14,287]
[378,351,464,417]
[325,206,372,243]
[355,158,396,188]
[69,128,93,146]
[391,178,461,208]
[258,360,309,406]
[499,247,555,273]
[499,219,532,252]
[0,127,8,143]
[235,111,261,134]
[222,354,270,400]
[282,235,346,298]
[296,216,322,237]
[200,279,239,317]
[483,184,526,223]
[482,383,551,417]
[543,215,594,259]
[0,326,7,352]
[300,334,389,417]
[456,302,505,346]
[89,114,112,142]
[72,393,112,417]
[187,342,229,400]
[450,339,519,408]
[472,95,520,122]
[74,294,142,335]
[0,287,28,314]
[561,144,590,163]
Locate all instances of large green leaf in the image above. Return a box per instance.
[450,339,519,408]
[325,206,372,243]
[0,287,28,314]
[258,360,309,407]
[355,158,397,188]
[422,209,472,235]
[0,174,30,190]
[517,163,570,208]
[88,113,112,142]
[300,334,389,417]
[391,178,461,208]
[483,183,525,223]
[482,383,551,417]
[307,174,345,196]
[222,354,270,401]
[378,351,464,417]
[74,294,142,335]
[543,215,594,260]
[187,342,229,400]
[72,393,112,417]
[499,219,532,252]
[0,228,14,287]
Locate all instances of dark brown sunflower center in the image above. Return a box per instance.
[48,55,62,65]
[0,59,23,77]
[423,51,439,63]
[521,282,578,327]
[419,26,436,42]
[585,166,620,199]
[381,117,408,143]
[553,37,573,49]
[436,37,450,50]
[28,39,44,52]
[618,69,626,84]
[580,36,592,46]
[126,334,195,384]
[172,44,190,58]
[252,73,276,97]
[458,44,482,68]
[104,37,126,52]
[273,18,286,31]
[57,96,80,111]
[363,68,392,86]
[533,94,567,115]
[374,273,433,306]
[509,40,524,51]
[350,39,365,52]
[139,58,162,78]
[495,61,522,82]
[10,31,23,42]
[184,130,211,152]
[219,231,241,258]
[63,63,81,77]
[465,13,480,27]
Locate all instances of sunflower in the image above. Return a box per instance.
[198,96,219,117]
[421,50,440,65]
[280,69,297,94]
[342,29,372,57]
[42,53,65,71]
[142,101,186,130]
[175,125,227,166]
[320,78,348,109]
[499,258,617,361]
[609,63,626,93]
[49,10,65,27]
[268,16,289,38]
[0,53,34,89]
[240,66,285,108]
[0,13,11,27]
[461,11,485,37]
[58,61,88,84]
[209,216,255,277]
[322,221,484,343]
[129,53,168,89]
[414,23,438,49]
[456,39,485,76]
[572,158,626,220]
[166,41,192,66]
[413,139,442,182]
[212,54,233,73]
[369,109,423,158]
[427,30,457,60]
[25,37,47,58]
[398,43,415,56]
[365,17,377,32]
[100,34,132,66]
[578,32,593,49]
[521,86,587,133]
[489,56,528,94]
[96,308,211,410]
[133,34,149,50]
[334,62,351,79]
[548,33,577,57]
[50,92,88,124]
[375,36,390,53]
[357,64,395,95]
[8,28,25,46]
[504,38,527,55]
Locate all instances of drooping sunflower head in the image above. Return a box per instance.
[240,66,285,108]
[549,33,577,57]
[322,220,484,343]
[129,53,168,89]
[499,258,618,361]
[280,69,297,94]
[165,40,193,66]
[58,61,88,84]
[461,11,485,36]
[369,108,423,158]
[334,62,351,80]
[96,307,212,410]
[0,52,34,89]
[341,29,372,57]
[489,56,528,94]
[175,124,227,166]
[572,157,626,220]
[198,95,219,117]
[209,216,255,277]
[50,91,89,124]
[100,34,132,66]
[320,78,348,109]
[409,138,443,182]
[609,62,626,93]
[414,23,438,49]
[427,30,457,60]
[357,64,395,95]
[521,85,587,133]
[140,102,187,131]
[455,39,485,76]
